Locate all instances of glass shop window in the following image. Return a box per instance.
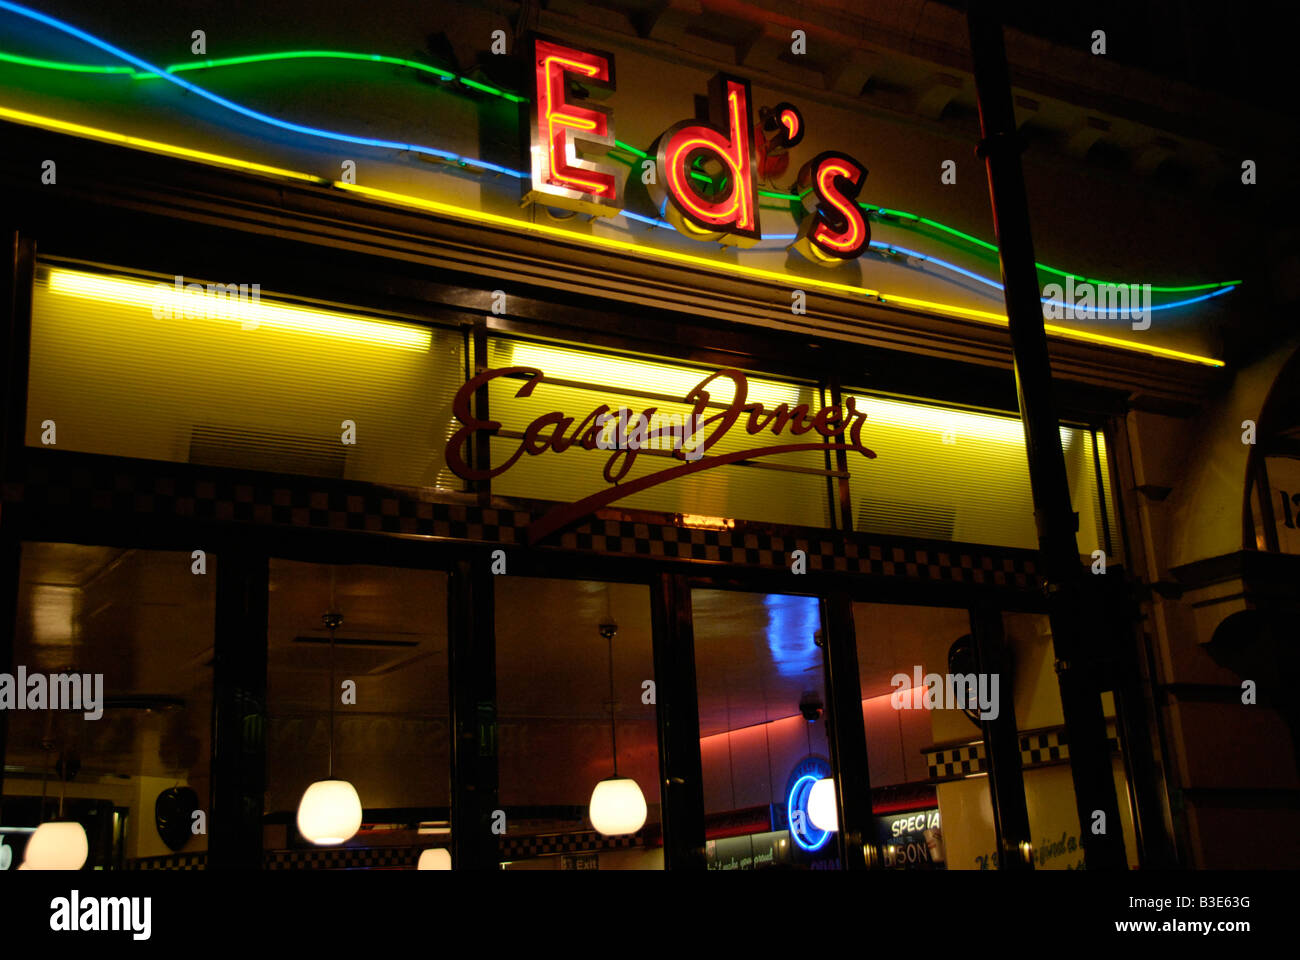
[854,602,990,871]
[484,337,836,530]
[841,390,1118,557]
[495,578,662,869]
[3,544,214,870]
[1000,612,1139,870]
[264,560,451,868]
[25,259,467,490]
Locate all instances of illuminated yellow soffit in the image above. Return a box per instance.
[0,103,1224,369]
[47,269,432,351]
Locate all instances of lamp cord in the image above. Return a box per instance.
[39,708,53,822]
[39,745,50,822]
[326,567,339,780]
[328,621,336,780]
[607,628,618,778]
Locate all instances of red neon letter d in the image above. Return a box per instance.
[648,73,761,247]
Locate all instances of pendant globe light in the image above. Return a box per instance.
[24,731,88,870]
[417,848,451,870]
[296,572,363,846]
[25,821,89,870]
[588,588,647,837]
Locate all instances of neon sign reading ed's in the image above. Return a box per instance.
[523,35,870,266]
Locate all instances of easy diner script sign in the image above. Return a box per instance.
[444,367,875,542]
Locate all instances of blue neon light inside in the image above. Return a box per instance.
[787,774,831,852]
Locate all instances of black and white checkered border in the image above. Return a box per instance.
[1018,725,1121,768]
[1022,729,1068,766]
[264,845,429,870]
[123,832,650,869]
[926,742,987,782]
[125,851,207,870]
[554,519,1037,586]
[6,456,1040,589]
[500,829,646,860]
[924,723,1122,783]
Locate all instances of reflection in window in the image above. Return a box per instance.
[3,544,214,869]
[265,561,450,868]
[1001,612,1139,870]
[855,602,971,870]
[495,579,662,869]
[694,590,837,869]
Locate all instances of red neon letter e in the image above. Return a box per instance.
[525,36,618,215]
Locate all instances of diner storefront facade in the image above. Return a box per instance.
[0,0,1294,872]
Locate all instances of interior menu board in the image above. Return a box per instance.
[876,809,945,869]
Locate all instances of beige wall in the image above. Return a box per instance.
[1128,337,1300,572]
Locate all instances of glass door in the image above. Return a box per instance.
[691,587,839,870]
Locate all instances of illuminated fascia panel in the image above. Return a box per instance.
[523,35,620,216]
[506,341,802,407]
[850,393,1028,447]
[46,269,432,351]
[793,151,871,267]
[648,73,762,247]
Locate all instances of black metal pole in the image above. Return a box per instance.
[966,0,1127,870]
[448,550,501,869]
[969,604,1033,870]
[649,573,707,870]
[821,592,874,869]
[209,545,269,869]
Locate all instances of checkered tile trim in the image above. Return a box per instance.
[122,835,653,869]
[499,829,648,861]
[6,455,1041,589]
[926,742,987,782]
[125,852,207,870]
[4,459,527,541]
[1021,729,1068,765]
[1018,723,1121,768]
[553,522,1039,587]
[925,723,1122,783]
[264,845,432,870]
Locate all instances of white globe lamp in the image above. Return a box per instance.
[589,776,648,836]
[297,779,362,846]
[23,821,89,870]
[807,778,838,832]
[417,848,452,870]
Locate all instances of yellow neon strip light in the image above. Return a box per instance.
[0,104,329,184]
[0,103,1224,368]
[338,183,1223,368]
[48,269,432,350]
